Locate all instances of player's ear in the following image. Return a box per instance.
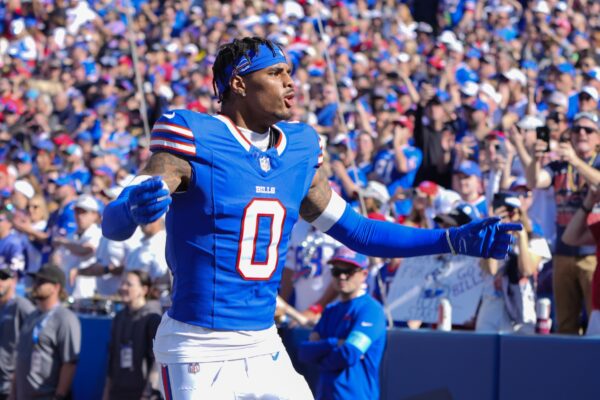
[230,75,246,97]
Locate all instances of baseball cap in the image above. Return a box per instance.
[502,68,526,86]
[556,62,575,76]
[432,189,462,216]
[416,22,433,34]
[64,144,83,158]
[74,194,100,213]
[466,99,489,113]
[466,48,482,59]
[76,131,93,143]
[14,180,35,199]
[586,67,600,81]
[361,181,390,204]
[580,86,599,102]
[329,247,368,270]
[509,176,530,191]
[548,92,569,109]
[494,192,522,209]
[53,133,74,147]
[51,175,75,187]
[533,1,550,14]
[517,115,544,130]
[34,139,55,153]
[573,112,600,128]
[460,81,479,97]
[13,150,31,164]
[479,83,502,105]
[29,264,66,288]
[415,181,439,197]
[101,185,123,200]
[427,56,445,70]
[434,203,479,227]
[454,160,482,178]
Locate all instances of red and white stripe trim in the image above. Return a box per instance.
[152,122,194,139]
[150,138,196,155]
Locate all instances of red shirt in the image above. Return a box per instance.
[587,220,600,310]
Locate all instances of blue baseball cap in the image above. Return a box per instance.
[454,160,482,178]
[13,150,31,164]
[76,131,93,143]
[522,60,538,71]
[329,247,368,269]
[466,99,489,113]
[51,175,74,187]
[456,68,479,85]
[466,48,481,59]
[34,139,55,153]
[557,62,575,76]
[436,90,451,103]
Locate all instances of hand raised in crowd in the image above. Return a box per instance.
[557,140,578,164]
[506,125,525,149]
[455,135,476,160]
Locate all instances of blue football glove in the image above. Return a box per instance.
[128,176,172,225]
[447,217,522,260]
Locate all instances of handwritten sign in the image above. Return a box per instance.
[384,255,486,324]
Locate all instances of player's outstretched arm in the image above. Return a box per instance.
[300,170,522,260]
[102,152,192,241]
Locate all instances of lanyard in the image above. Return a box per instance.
[32,306,58,345]
[567,152,597,192]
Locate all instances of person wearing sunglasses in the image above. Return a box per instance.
[14,264,80,400]
[0,267,34,400]
[526,111,600,334]
[578,86,599,114]
[299,247,385,400]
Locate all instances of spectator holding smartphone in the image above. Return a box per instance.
[476,192,551,333]
[526,112,600,334]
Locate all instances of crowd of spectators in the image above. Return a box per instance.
[0,0,598,358]
[0,0,599,398]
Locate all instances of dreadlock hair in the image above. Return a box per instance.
[212,37,281,103]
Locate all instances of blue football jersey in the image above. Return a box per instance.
[149,111,322,330]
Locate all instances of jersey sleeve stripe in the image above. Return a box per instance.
[310,190,347,232]
[150,139,197,156]
[152,123,193,139]
[151,131,195,144]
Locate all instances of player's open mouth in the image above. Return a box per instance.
[283,92,295,108]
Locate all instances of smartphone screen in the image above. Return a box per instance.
[536,126,550,152]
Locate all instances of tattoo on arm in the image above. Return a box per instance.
[139,152,192,193]
[300,168,333,222]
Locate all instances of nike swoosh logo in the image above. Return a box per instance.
[361,322,373,327]
[164,112,175,119]
[271,352,280,361]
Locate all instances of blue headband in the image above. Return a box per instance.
[215,43,288,97]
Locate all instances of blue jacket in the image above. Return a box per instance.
[299,294,386,400]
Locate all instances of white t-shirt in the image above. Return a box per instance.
[125,229,168,280]
[95,228,143,296]
[63,223,102,299]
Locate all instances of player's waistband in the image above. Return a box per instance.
[153,313,284,364]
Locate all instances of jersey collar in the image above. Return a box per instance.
[213,114,287,156]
